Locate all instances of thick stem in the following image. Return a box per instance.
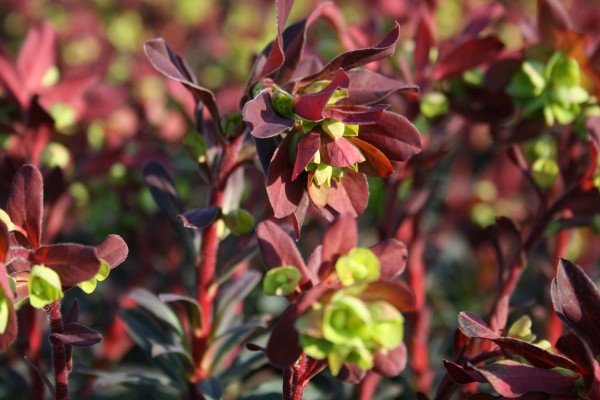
[283,354,308,400]
[357,372,381,400]
[45,301,69,400]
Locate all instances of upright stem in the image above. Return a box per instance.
[45,300,69,400]
[283,353,308,400]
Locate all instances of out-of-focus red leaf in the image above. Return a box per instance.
[0,221,8,262]
[179,207,220,229]
[343,70,418,105]
[431,37,504,80]
[17,22,57,94]
[538,0,573,46]
[0,267,17,351]
[414,14,435,81]
[243,91,294,139]
[461,3,505,39]
[348,137,394,177]
[443,360,487,384]
[294,69,349,121]
[34,244,100,286]
[326,170,369,216]
[7,164,43,248]
[322,104,388,125]
[256,219,310,285]
[95,234,128,270]
[374,342,407,376]
[292,191,309,240]
[320,136,364,168]
[358,110,422,162]
[297,22,401,86]
[475,360,576,397]
[292,132,320,180]
[458,312,498,340]
[305,245,322,285]
[0,51,26,106]
[359,281,415,312]
[51,322,102,347]
[337,363,367,383]
[266,134,306,218]
[370,238,407,278]
[552,258,600,356]
[23,98,54,167]
[321,213,357,272]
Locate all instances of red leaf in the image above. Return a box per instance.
[461,3,505,39]
[556,332,600,397]
[492,336,578,371]
[34,244,101,286]
[51,322,102,347]
[0,268,17,351]
[179,207,220,229]
[458,312,498,340]
[475,360,576,397]
[321,214,358,271]
[17,22,57,94]
[326,170,369,217]
[374,342,407,376]
[266,135,306,218]
[294,69,350,121]
[538,0,572,46]
[0,51,26,106]
[322,104,388,125]
[243,91,294,139]
[359,281,415,312]
[431,37,505,80]
[95,234,129,270]
[370,239,407,278]
[414,14,435,81]
[0,221,8,263]
[443,360,487,384]
[23,98,54,167]
[337,363,367,383]
[357,110,422,162]
[348,137,394,177]
[7,164,43,248]
[320,136,365,168]
[256,219,310,285]
[292,132,320,180]
[344,70,418,105]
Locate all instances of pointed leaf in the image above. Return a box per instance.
[458,312,498,339]
[159,293,203,335]
[179,207,220,229]
[322,104,389,125]
[443,360,487,384]
[294,69,350,121]
[492,336,578,371]
[34,244,100,286]
[556,332,600,397]
[243,91,294,139]
[348,137,394,177]
[127,288,184,336]
[292,131,320,180]
[95,234,128,270]
[320,136,365,168]
[143,161,184,220]
[431,37,504,80]
[7,164,43,248]
[414,14,435,81]
[357,110,422,162]
[51,322,102,346]
[326,170,369,216]
[344,70,418,105]
[17,21,57,93]
[0,51,27,106]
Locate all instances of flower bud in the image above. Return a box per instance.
[335,247,380,286]
[28,265,64,309]
[263,266,301,296]
[271,89,295,119]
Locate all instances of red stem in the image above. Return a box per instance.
[357,372,381,400]
[283,353,308,400]
[45,301,69,400]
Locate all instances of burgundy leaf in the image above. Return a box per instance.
[292,191,309,240]
[414,14,435,81]
[179,207,220,229]
[556,332,600,397]
[326,170,369,216]
[344,70,418,105]
[256,219,310,284]
[357,110,422,162]
[537,0,572,46]
[17,22,57,94]
[305,245,322,286]
[292,132,320,180]
[143,38,224,139]
[63,300,79,325]
[143,161,184,219]
[348,137,394,177]
[34,244,100,286]
[359,281,415,312]
[294,69,350,121]
[552,258,600,356]
[159,293,203,333]
[0,220,8,262]
[458,312,499,340]
[374,342,407,376]
[7,164,43,248]
[95,234,128,270]
[492,336,578,371]
[336,363,367,383]
[0,268,17,351]
[443,360,487,384]
[266,134,305,218]
[461,3,505,39]
[370,238,407,278]
[431,37,505,80]
[0,50,27,106]
[320,136,365,168]
[243,91,294,139]
[297,22,401,86]
[322,104,388,125]
[475,360,576,397]
[321,214,357,272]
[23,97,54,167]
[51,322,102,347]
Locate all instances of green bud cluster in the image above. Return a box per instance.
[294,247,405,375]
[263,265,302,296]
[28,265,64,309]
[508,52,593,126]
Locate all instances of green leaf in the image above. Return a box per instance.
[368,301,404,349]
[263,266,301,296]
[271,89,295,119]
[323,295,371,345]
[0,209,13,231]
[343,124,359,137]
[220,112,245,138]
[550,55,580,87]
[551,103,578,125]
[183,131,207,163]
[420,92,449,118]
[313,163,332,187]
[508,61,546,97]
[335,247,381,286]
[77,278,98,294]
[28,265,64,309]
[96,259,111,282]
[223,209,255,236]
[551,86,589,104]
[128,288,184,336]
[299,334,332,360]
[322,119,346,141]
[508,315,536,342]
[327,345,352,375]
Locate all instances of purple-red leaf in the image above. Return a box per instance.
[475,360,576,397]
[321,214,357,271]
[344,70,418,105]
[143,161,184,219]
[326,170,369,217]
[34,244,101,286]
[95,234,128,270]
[458,312,499,340]
[256,219,310,285]
[24,97,54,167]
[17,21,57,94]
[357,110,422,162]
[243,91,294,139]
[370,238,407,278]
[538,0,572,46]
[414,15,435,81]
[0,50,26,106]
[266,134,305,218]
[348,137,394,177]
[7,164,44,249]
[443,360,487,384]
[179,207,220,229]
[359,281,415,312]
[374,342,407,376]
[294,69,350,121]
[431,37,505,80]
[552,258,600,356]
[461,3,505,39]
[292,132,320,180]
[556,332,600,397]
[337,363,367,383]
[322,104,388,125]
[51,322,102,347]
[492,336,578,371]
[320,136,365,168]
